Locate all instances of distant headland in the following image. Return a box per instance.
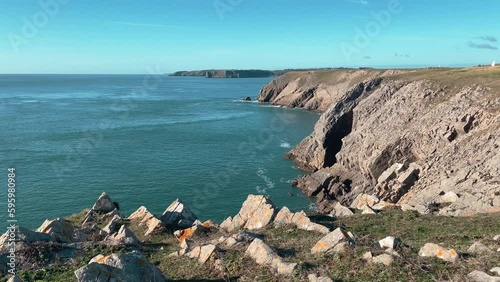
[168,68,341,78]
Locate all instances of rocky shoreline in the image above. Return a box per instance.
[1,192,499,281]
[258,67,500,217]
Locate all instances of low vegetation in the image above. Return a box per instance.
[7,210,499,282]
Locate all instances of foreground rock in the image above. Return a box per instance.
[308,274,333,282]
[468,241,494,255]
[128,206,166,236]
[74,250,168,282]
[245,238,297,275]
[7,276,23,282]
[363,251,396,266]
[160,199,198,228]
[311,227,354,254]
[419,243,459,263]
[36,218,77,243]
[274,207,329,234]
[220,195,277,232]
[468,270,500,282]
[106,225,140,247]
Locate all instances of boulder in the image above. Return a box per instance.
[36,218,76,243]
[245,238,297,275]
[92,192,117,213]
[378,236,401,249]
[160,199,198,228]
[274,207,329,234]
[74,250,168,282]
[242,96,252,101]
[350,194,379,210]
[102,214,121,234]
[491,268,500,276]
[467,270,500,282]
[128,206,166,236]
[418,243,459,263]
[308,274,333,282]
[185,244,218,264]
[493,235,500,241]
[0,226,53,251]
[107,225,139,247]
[468,241,494,255]
[311,227,354,254]
[437,191,460,204]
[329,202,354,217]
[220,195,277,232]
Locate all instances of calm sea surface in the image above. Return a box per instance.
[0,75,320,230]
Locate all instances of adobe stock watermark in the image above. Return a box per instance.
[52,66,164,181]
[340,0,404,63]
[7,0,71,53]
[213,0,243,20]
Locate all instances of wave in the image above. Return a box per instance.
[280,141,291,148]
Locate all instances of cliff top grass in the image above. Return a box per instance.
[282,66,500,91]
[10,210,500,282]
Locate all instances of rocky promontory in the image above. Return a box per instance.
[258,67,500,216]
[170,69,276,78]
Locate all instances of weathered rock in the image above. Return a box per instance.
[350,194,380,210]
[107,225,139,247]
[102,214,121,234]
[437,191,460,203]
[311,227,354,254]
[329,201,354,217]
[74,250,168,282]
[245,238,297,275]
[468,241,494,255]
[468,270,500,282]
[419,243,459,263]
[185,244,218,264]
[378,163,404,184]
[261,69,500,216]
[160,199,198,228]
[308,273,333,282]
[274,207,329,234]
[493,235,500,241]
[0,226,53,251]
[174,222,214,244]
[128,206,166,236]
[220,195,276,232]
[36,218,76,243]
[242,96,252,101]
[361,205,378,215]
[378,236,401,249]
[491,268,500,276]
[92,192,117,213]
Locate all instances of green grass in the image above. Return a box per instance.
[4,210,499,282]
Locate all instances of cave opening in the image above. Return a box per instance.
[323,110,354,167]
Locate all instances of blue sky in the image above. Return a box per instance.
[0,0,499,74]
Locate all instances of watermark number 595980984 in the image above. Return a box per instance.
[6,167,17,274]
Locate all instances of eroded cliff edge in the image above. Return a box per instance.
[258,68,500,216]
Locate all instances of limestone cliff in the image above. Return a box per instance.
[258,67,500,216]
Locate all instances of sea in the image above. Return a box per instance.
[0,74,320,230]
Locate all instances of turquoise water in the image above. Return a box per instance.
[0,75,320,230]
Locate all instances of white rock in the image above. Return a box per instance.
[467,270,500,282]
[490,267,500,276]
[92,192,117,213]
[468,241,493,255]
[160,199,198,228]
[245,238,297,275]
[378,236,401,249]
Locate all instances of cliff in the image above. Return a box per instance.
[258,67,500,216]
[170,69,276,78]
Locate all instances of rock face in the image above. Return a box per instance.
[258,68,500,216]
[220,195,277,232]
[74,250,168,282]
[245,238,297,275]
[92,192,118,213]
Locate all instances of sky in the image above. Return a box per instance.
[0,0,499,74]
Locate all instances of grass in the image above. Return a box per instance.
[5,209,498,282]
